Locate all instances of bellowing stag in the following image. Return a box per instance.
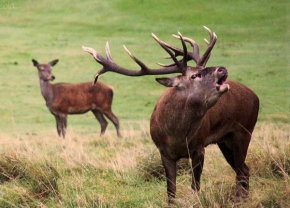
[82,26,259,202]
[32,59,121,138]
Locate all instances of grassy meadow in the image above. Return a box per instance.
[0,0,289,207]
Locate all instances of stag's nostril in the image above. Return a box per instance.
[217,67,227,74]
[52,76,55,80]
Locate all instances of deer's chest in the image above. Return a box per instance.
[150,101,207,160]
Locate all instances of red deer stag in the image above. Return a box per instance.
[82,26,259,202]
[32,59,121,138]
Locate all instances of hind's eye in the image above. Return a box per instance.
[191,74,197,79]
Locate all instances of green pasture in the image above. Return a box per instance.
[0,0,288,134]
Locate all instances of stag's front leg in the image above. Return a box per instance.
[161,154,177,203]
[190,147,205,192]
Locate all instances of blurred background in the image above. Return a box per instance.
[0,0,288,135]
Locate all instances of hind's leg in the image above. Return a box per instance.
[59,114,67,138]
[54,115,62,137]
[92,110,108,136]
[103,110,121,138]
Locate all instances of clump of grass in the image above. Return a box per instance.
[0,186,40,208]
[0,154,24,183]
[248,123,290,179]
[22,162,59,199]
[137,150,192,181]
[0,153,60,200]
[270,153,290,178]
[136,150,164,180]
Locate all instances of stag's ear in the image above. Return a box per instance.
[32,59,38,66]
[155,77,181,88]
[49,59,59,67]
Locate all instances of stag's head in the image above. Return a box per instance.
[83,26,229,109]
[156,65,228,109]
[32,59,58,81]
[152,28,229,109]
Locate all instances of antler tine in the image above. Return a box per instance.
[177,31,187,68]
[82,46,102,62]
[198,26,217,67]
[148,33,187,70]
[157,59,183,67]
[204,26,214,42]
[203,26,214,47]
[172,34,200,64]
[123,45,148,71]
[156,62,175,67]
[204,38,210,45]
[203,27,215,66]
[151,33,184,72]
[93,69,104,85]
[153,36,184,58]
[82,46,109,84]
[105,42,114,63]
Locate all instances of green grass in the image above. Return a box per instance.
[0,122,289,207]
[0,0,289,207]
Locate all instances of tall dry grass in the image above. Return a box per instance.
[0,121,289,207]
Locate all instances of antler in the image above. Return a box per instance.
[171,26,217,67]
[83,33,189,84]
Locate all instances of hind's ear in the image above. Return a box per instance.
[32,59,38,66]
[49,59,59,67]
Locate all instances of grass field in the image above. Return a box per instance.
[0,123,289,207]
[0,0,289,207]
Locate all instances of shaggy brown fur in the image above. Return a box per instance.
[82,27,259,203]
[150,78,259,201]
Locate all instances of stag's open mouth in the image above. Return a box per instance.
[217,74,227,85]
[215,75,229,93]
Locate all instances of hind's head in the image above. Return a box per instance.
[32,59,59,81]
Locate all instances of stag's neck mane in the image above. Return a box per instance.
[153,88,207,138]
[175,92,207,138]
[39,79,54,107]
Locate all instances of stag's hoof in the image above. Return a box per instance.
[191,183,200,192]
[167,196,178,207]
[230,187,249,203]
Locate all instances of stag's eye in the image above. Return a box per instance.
[191,74,201,79]
[191,74,197,79]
